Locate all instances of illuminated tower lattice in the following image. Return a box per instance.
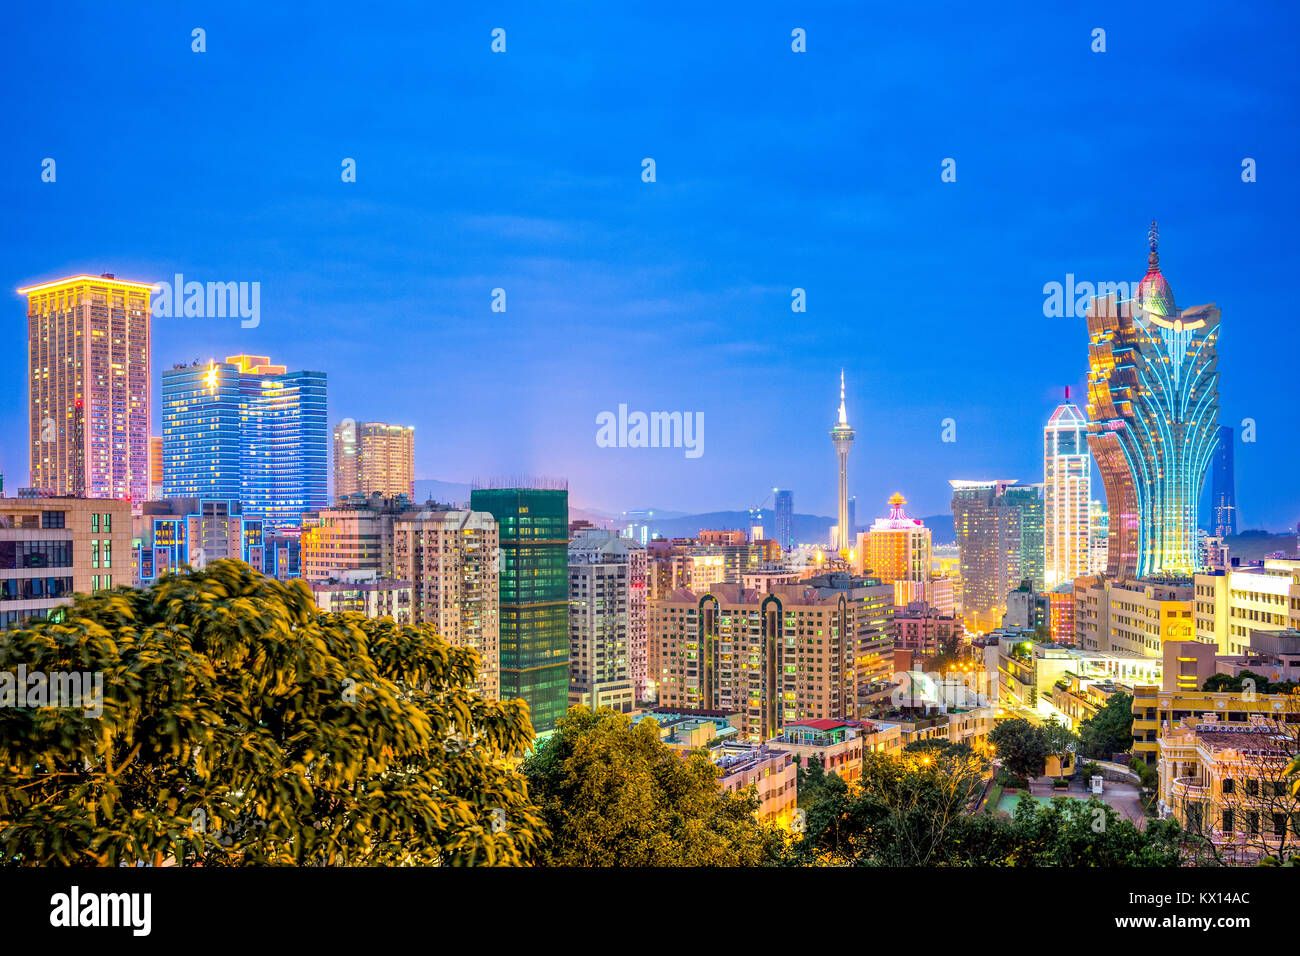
[829,371,855,554]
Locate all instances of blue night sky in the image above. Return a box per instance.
[2,1,1297,529]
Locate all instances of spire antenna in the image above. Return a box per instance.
[1147,218,1160,272]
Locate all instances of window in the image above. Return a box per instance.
[41,510,66,530]
[91,541,99,569]
[103,541,111,569]
[90,513,99,533]
[103,513,112,532]
[1222,777,1235,794]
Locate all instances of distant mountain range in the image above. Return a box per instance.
[1224,531,1298,563]
[597,510,956,545]
[410,484,958,543]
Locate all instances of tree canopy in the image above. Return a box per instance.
[989,718,1049,780]
[787,749,1183,867]
[0,560,541,866]
[521,706,784,865]
[1078,691,1134,759]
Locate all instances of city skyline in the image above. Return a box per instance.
[3,5,1297,530]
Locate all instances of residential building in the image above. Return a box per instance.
[649,573,894,742]
[711,743,798,826]
[568,529,647,713]
[307,569,413,622]
[333,420,415,499]
[299,492,416,582]
[893,601,962,657]
[392,506,500,700]
[1004,578,1049,631]
[766,719,866,785]
[20,274,153,503]
[1,496,131,629]
[1073,576,1195,657]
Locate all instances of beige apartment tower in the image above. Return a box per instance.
[20,275,153,502]
[392,508,500,699]
[334,420,415,500]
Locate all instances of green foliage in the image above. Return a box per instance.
[1202,670,1298,695]
[903,738,977,762]
[989,718,1049,780]
[796,755,832,809]
[983,783,1004,813]
[786,748,988,866]
[1078,691,1135,759]
[1128,756,1158,791]
[789,754,1184,867]
[0,560,540,866]
[1042,715,1079,768]
[522,706,784,866]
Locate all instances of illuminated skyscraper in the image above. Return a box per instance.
[20,274,153,502]
[774,489,794,551]
[1209,425,1237,538]
[162,355,327,532]
[950,479,1041,631]
[861,493,931,588]
[333,420,415,500]
[1085,223,1220,579]
[1043,398,1091,588]
[470,484,569,734]
[829,371,854,553]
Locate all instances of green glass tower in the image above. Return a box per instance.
[469,486,570,734]
[1001,484,1045,591]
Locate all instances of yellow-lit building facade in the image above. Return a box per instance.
[20,275,153,503]
[333,421,415,499]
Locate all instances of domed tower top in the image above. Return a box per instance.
[1136,219,1177,317]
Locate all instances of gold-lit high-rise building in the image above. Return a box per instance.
[19,274,153,502]
[333,420,415,500]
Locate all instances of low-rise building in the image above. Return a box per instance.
[1,496,132,629]
[711,743,797,826]
[1158,714,1300,860]
[766,719,866,784]
[134,497,263,585]
[306,569,413,622]
[1073,576,1195,657]
[894,600,962,656]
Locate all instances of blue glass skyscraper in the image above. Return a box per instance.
[1210,425,1237,538]
[161,354,327,532]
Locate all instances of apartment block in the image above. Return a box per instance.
[1,496,132,629]
[392,507,500,700]
[333,420,415,499]
[649,573,894,742]
[568,529,647,713]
